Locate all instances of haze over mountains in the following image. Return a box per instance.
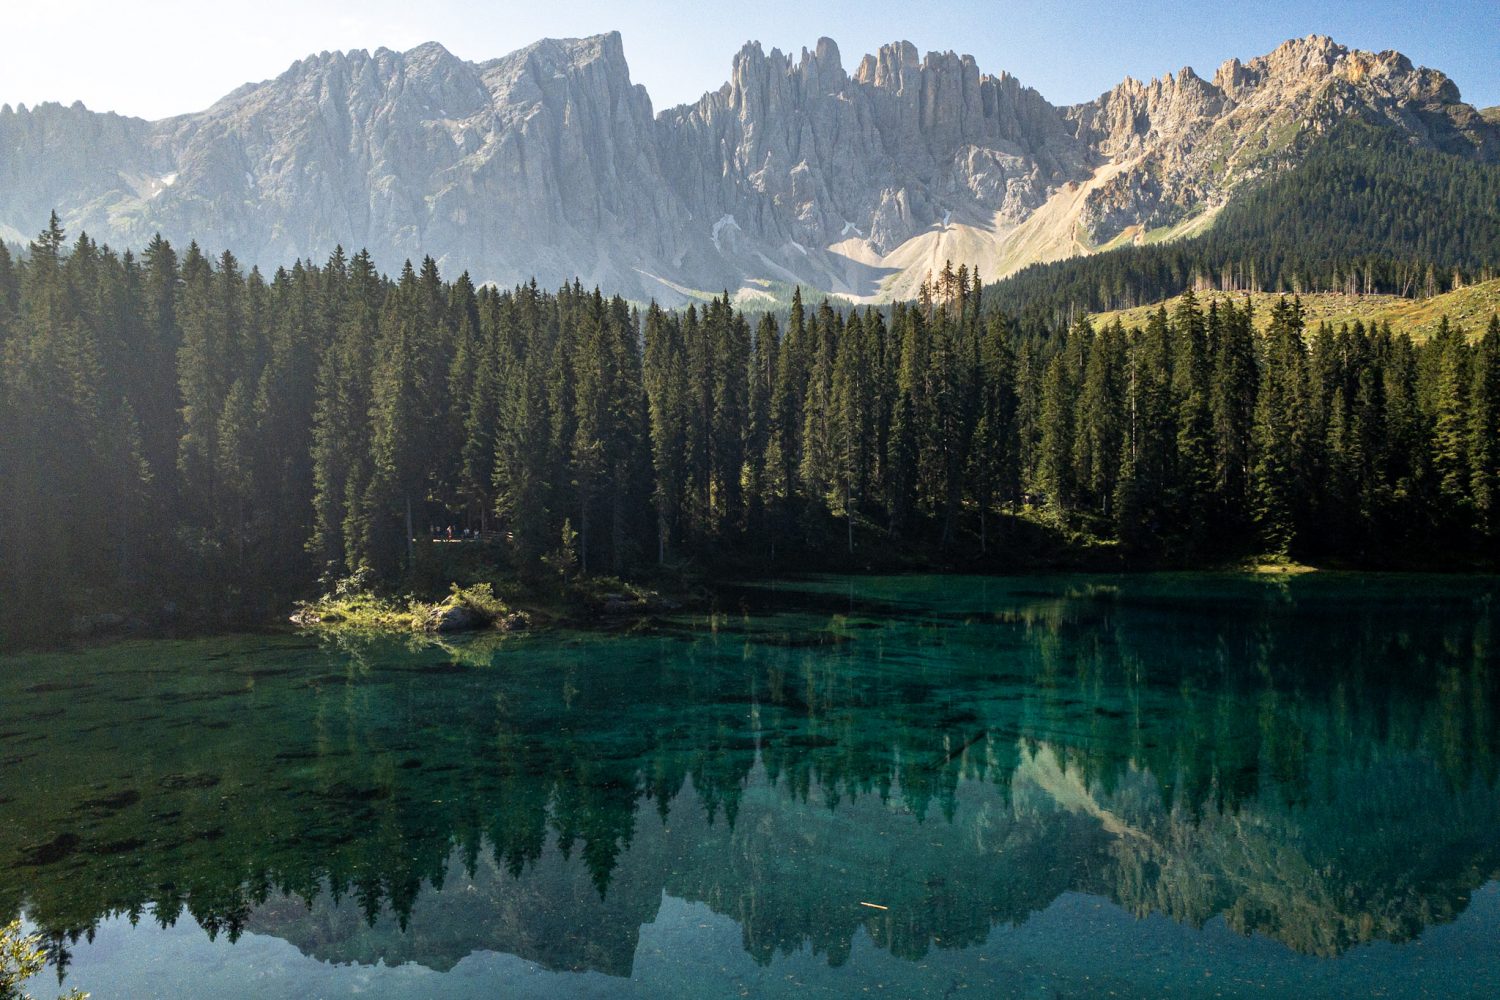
[2,31,1495,304]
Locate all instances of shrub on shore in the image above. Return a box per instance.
[291,580,528,635]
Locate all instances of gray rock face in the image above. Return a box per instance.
[670,37,1086,247]
[0,101,165,245]
[1064,36,1499,244]
[656,38,1090,295]
[1,33,1495,302]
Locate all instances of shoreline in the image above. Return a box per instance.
[6,561,1500,654]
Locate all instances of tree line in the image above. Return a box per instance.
[2,216,1499,634]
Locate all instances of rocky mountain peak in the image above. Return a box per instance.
[1212,57,1250,98]
[853,41,922,92]
[482,31,642,106]
[0,32,1494,302]
[1262,33,1343,76]
[799,37,846,85]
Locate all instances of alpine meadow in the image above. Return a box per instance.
[3,5,1500,999]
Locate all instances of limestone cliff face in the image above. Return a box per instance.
[654,37,1090,296]
[99,33,690,297]
[0,33,1495,302]
[0,101,165,245]
[659,37,1087,250]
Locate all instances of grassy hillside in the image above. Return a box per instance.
[1093,279,1500,340]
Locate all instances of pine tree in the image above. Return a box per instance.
[643,303,688,563]
[366,262,427,576]
[929,276,982,545]
[572,291,606,573]
[1036,352,1075,516]
[799,301,840,504]
[0,241,17,346]
[496,282,558,573]
[829,310,877,549]
[308,250,381,576]
[1429,315,1472,517]
[1209,299,1257,534]
[604,295,650,572]
[970,310,1018,550]
[1469,315,1500,537]
[457,288,503,535]
[1250,298,1310,556]
[680,304,713,538]
[444,275,483,515]
[0,217,121,605]
[253,262,322,579]
[1071,319,1123,518]
[138,235,182,493]
[215,378,256,572]
[767,288,807,505]
[709,295,750,533]
[886,302,928,534]
[1172,290,1215,546]
[176,246,242,531]
[743,314,779,533]
[1115,307,1176,547]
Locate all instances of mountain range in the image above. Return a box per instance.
[2,31,1496,304]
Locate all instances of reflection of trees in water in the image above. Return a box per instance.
[1,578,1498,976]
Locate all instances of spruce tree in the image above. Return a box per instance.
[1469,315,1500,538]
[743,313,779,532]
[1250,298,1309,556]
[643,303,688,562]
[138,235,182,493]
[1172,291,1215,546]
[709,295,750,534]
[799,301,840,505]
[1074,320,1125,519]
[493,282,555,573]
[366,262,427,576]
[1429,316,1472,518]
[767,288,807,506]
[1209,299,1258,534]
[308,250,380,576]
[886,302,927,535]
[1036,352,1075,516]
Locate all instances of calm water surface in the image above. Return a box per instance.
[3,574,1499,998]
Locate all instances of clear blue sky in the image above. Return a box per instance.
[3,0,1496,119]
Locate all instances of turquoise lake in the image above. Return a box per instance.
[3,573,1499,998]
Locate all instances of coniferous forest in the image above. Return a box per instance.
[2,212,1500,639]
[990,122,1500,325]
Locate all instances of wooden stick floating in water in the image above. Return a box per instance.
[859,901,889,910]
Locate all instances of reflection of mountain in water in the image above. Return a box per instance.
[1,575,1497,978]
